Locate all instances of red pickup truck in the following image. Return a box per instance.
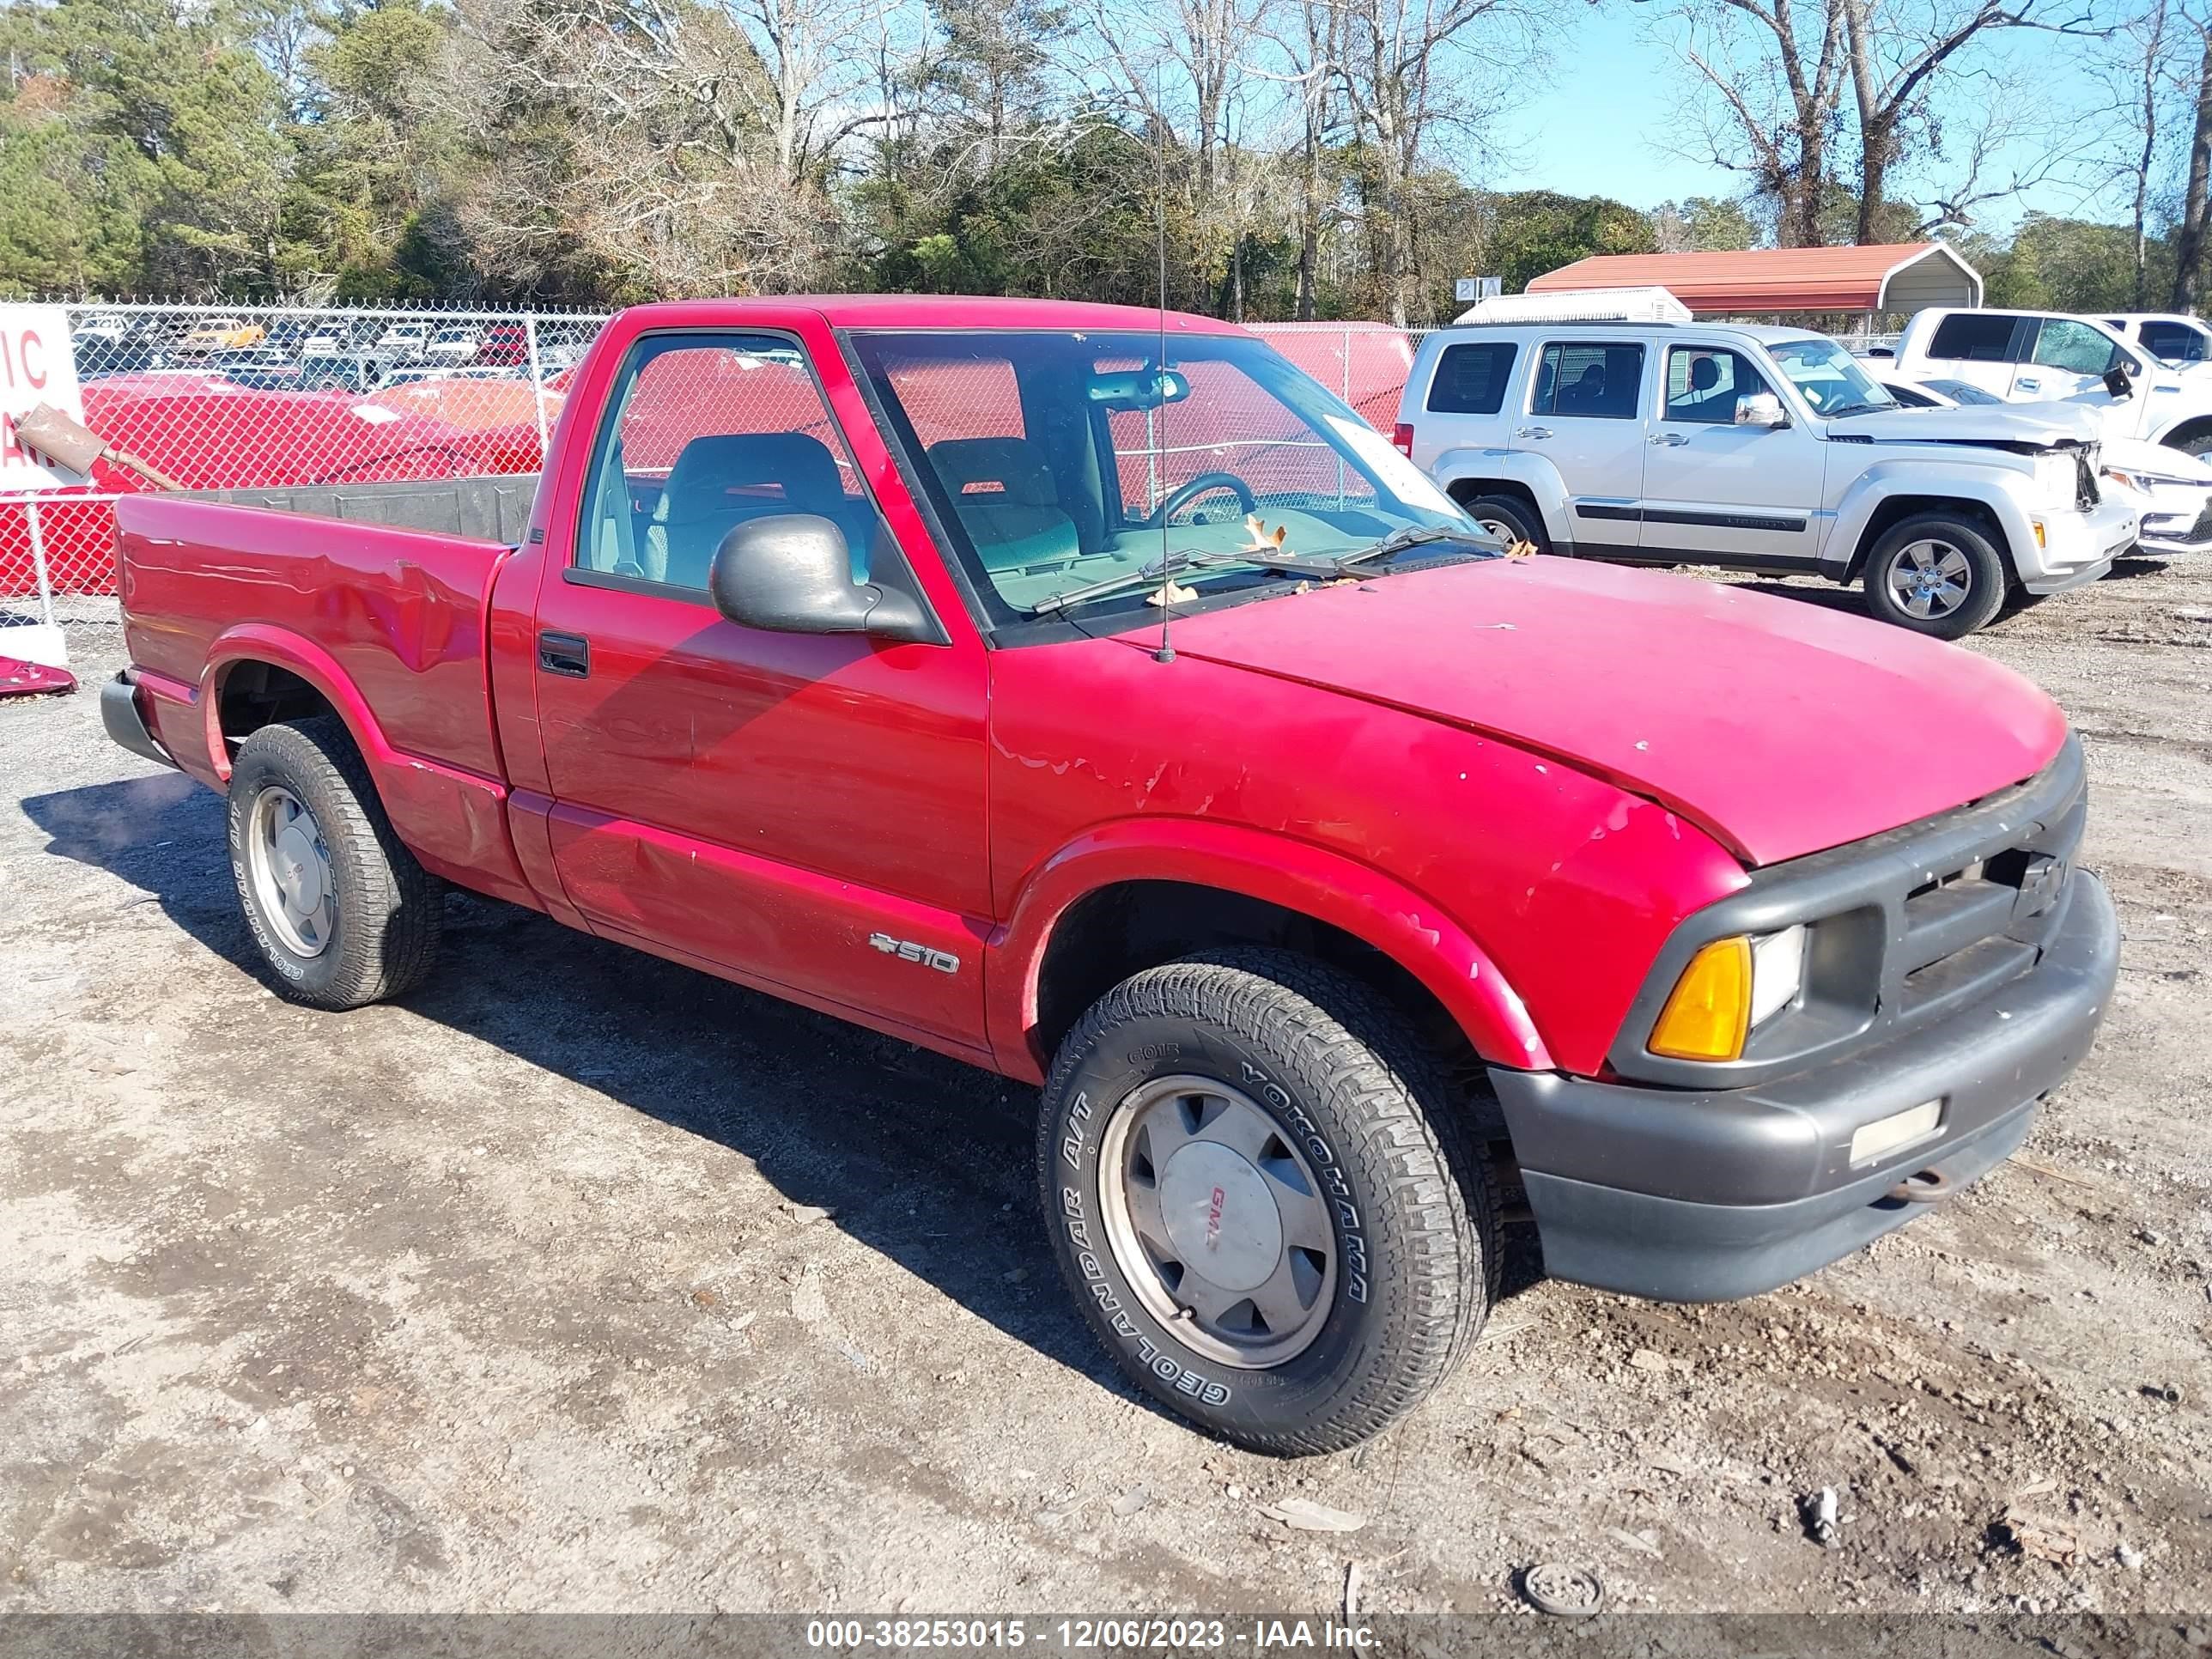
[105,296,2118,1454]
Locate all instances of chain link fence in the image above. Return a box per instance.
[1,302,1431,644]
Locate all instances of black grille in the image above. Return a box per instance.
[1608,738,2088,1090]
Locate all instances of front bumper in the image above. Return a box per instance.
[2135,489,2212,557]
[1488,869,2118,1302]
[2020,495,2134,592]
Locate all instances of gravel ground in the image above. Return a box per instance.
[2,561,2208,1619]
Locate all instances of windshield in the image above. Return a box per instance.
[848,329,1479,623]
[1767,337,1896,418]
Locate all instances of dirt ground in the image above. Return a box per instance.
[2,561,2209,1620]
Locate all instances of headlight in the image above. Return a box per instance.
[1648,925,1808,1061]
[2106,466,2194,491]
[1749,924,1808,1026]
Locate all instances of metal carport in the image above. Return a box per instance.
[1524,243,1983,318]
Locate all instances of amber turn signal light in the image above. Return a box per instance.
[1649,936,1752,1061]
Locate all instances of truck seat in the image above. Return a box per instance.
[928,437,1080,568]
[648,432,870,588]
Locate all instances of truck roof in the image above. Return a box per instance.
[617,295,1250,336]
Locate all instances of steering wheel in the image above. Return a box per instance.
[1145,471,1258,526]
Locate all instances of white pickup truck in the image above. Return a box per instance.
[1395,319,2134,637]
[1888,307,2212,457]
[2100,312,2212,366]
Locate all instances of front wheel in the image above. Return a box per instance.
[1861,514,2009,638]
[1038,948,1498,1455]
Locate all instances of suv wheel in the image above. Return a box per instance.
[1037,948,1498,1455]
[1456,492,1549,553]
[1861,514,2008,639]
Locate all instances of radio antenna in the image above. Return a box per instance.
[1152,71,1176,665]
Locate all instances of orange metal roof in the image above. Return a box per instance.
[1525,243,1980,315]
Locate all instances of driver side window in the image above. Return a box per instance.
[574,331,884,592]
[2030,320,2123,377]
[1662,347,1774,424]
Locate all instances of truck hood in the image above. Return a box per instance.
[1828,402,2103,447]
[1152,557,2067,866]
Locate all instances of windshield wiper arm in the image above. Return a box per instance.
[1334,523,1501,567]
[1032,546,1368,614]
[1030,526,1500,616]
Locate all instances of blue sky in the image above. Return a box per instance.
[1479,7,2130,232]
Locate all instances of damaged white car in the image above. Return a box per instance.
[1881,374,2212,561]
[1397,317,2136,637]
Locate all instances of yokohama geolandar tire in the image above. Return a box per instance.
[1038,948,1499,1455]
[1861,513,2009,639]
[226,715,442,1011]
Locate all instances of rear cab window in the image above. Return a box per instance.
[1529,342,1646,420]
[1426,342,1517,414]
[1927,313,2023,362]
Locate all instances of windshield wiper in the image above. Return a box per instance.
[1031,549,1335,614]
[1336,522,1501,566]
[1031,525,1498,616]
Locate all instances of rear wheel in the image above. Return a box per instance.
[1038,948,1498,1455]
[227,716,442,1010]
[1860,514,2008,639]
[1456,491,1549,553]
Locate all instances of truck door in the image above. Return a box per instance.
[1516,338,1652,556]
[526,327,992,1050]
[2014,318,2159,440]
[2012,317,2130,401]
[1637,343,1823,568]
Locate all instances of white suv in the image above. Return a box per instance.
[1395,320,2135,637]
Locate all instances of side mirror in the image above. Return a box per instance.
[708,514,935,644]
[2102,360,2137,400]
[1735,392,1788,428]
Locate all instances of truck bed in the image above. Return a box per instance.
[173,474,540,544]
[114,482,527,787]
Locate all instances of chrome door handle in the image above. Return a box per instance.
[2016,376,2041,391]
[1515,425,1553,439]
[1648,432,1689,447]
